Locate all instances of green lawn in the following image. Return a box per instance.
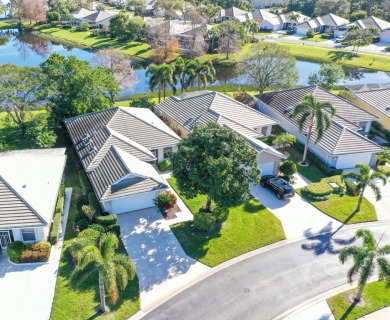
[300,34,328,42]
[0,19,30,29]
[33,25,152,59]
[297,190,377,224]
[168,177,286,267]
[327,281,390,320]
[285,147,327,182]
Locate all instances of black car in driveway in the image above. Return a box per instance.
[260,175,295,200]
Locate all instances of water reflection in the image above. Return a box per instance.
[14,31,52,59]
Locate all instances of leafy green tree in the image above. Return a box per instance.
[126,16,145,40]
[40,54,119,124]
[314,0,350,17]
[173,57,196,93]
[171,122,261,212]
[207,27,220,52]
[47,11,61,22]
[279,160,297,181]
[308,63,345,90]
[244,42,298,94]
[146,63,176,102]
[71,233,136,313]
[129,96,155,109]
[339,229,390,302]
[0,64,45,138]
[293,95,336,165]
[192,58,216,90]
[349,10,367,21]
[243,19,258,39]
[273,133,296,152]
[342,164,387,212]
[109,12,130,40]
[200,3,221,22]
[217,20,243,59]
[27,113,57,148]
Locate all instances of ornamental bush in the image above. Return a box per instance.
[303,182,333,200]
[49,210,62,244]
[306,30,315,38]
[212,207,229,224]
[193,212,216,231]
[157,160,172,172]
[279,160,297,180]
[88,224,106,233]
[8,241,25,263]
[77,22,90,31]
[88,192,101,217]
[95,214,118,226]
[47,11,61,22]
[377,165,390,176]
[107,224,121,236]
[154,191,177,212]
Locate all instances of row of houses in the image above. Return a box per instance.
[1,84,386,248]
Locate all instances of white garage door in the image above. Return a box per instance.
[112,192,156,214]
[259,161,275,176]
[336,153,372,169]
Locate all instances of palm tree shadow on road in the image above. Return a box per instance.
[301,222,356,255]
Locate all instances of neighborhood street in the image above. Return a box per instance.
[140,223,390,320]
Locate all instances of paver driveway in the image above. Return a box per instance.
[118,207,209,308]
[251,183,343,239]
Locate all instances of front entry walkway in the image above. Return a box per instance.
[118,207,209,309]
[0,187,72,320]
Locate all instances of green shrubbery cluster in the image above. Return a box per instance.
[50,184,65,244]
[193,207,230,231]
[377,165,390,176]
[302,182,333,200]
[157,160,172,172]
[8,241,51,263]
[154,191,177,212]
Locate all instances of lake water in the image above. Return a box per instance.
[0,30,389,96]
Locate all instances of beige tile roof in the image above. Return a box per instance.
[353,88,390,117]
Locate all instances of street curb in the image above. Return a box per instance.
[129,220,390,320]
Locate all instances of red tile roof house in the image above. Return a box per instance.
[0,149,66,249]
[256,86,382,169]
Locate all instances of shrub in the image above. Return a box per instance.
[157,160,171,172]
[306,30,315,38]
[31,241,51,253]
[49,211,62,244]
[47,11,61,22]
[212,207,229,224]
[377,165,390,176]
[107,224,121,236]
[345,180,359,196]
[79,172,92,195]
[56,185,65,214]
[95,214,118,226]
[77,22,90,31]
[19,242,51,263]
[88,192,101,217]
[76,194,88,212]
[279,160,297,180]
[193,212,216,231]
[91,29,99,36]
[75,217,91,231]
[385,47,390,52]
[88,224,106,233]
[78,228,101,243]
[8,241,25,263]
[154,191,177,211]
[50,21,57,27]
[302,182,332,200]
[82,205,95,221]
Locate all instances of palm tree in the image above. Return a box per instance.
[293,94,336,165]
[339,229,390,303]
[71,233,136,313]
[289,13,301,24]
[193,58,216,90]
[173,57,196,93]
[146,63,176,103]
[207,27,220,53]
[246,20,259,39]
[342,164,387,212]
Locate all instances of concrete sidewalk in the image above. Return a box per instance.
[0,187,72,320]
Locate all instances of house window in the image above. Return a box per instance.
[261,126,268,136]
[151,149,158,159]
[163,147,172,159]
[21,228,36,242]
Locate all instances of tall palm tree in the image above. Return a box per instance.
[146,63,176,103]
[71,233,136,313]
[207,27,220,53]
[339,229,390,302]
[342,164,387,212]
[245,20,259,39]
[173,57,196,93]
[193,58,216,90]
[293,94,336,165]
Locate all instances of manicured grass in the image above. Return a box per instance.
[300,34,328,42]
[297,190,377,224]
[33,25,152,59]
[168,177,286,267]
[327,281,390,320]
[285,146,327,182]
[51,149,140,320]
[0,20,30,29]
[279,42,390,72]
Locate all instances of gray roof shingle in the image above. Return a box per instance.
[256,86,382,155]
[353,88,390,117]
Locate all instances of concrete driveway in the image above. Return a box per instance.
[251,183,343,239]
[364,178,390,221]
[141,223,390,320]
[118,207,209,309]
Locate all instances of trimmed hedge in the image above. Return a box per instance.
[377,165,390,176]
[95,214,118,226]
[56,185,65,214]
[50,211,62,244]
[88,192,101,217]
[107,224,121,236]
[79,171,92,195]
[295,143,343,176]
[8,241,25,263]
[20,242,51,263]
[88,224,106,233]
[302,182,333,200]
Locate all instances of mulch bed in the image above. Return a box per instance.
[163,204,181,220]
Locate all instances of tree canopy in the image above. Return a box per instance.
[308,63,345,90]
[171,122,260,212]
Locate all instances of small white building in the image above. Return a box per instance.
[0,149,66,249]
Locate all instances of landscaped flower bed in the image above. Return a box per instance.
[8,241,51,263]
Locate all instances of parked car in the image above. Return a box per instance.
[260,175,295,200]
[335,36,345,43]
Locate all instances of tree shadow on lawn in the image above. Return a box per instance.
[244,199,267,213]
[301,222,356,256]
[328,50,357,61]
[340,300,359,320]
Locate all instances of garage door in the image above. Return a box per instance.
[112,192,156,214]
[336,153,372,169]
[259,161,275,176]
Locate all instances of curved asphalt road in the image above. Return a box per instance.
[142,224,390,320]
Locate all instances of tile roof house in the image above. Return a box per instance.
[260,11,310,31]
[65,107,181,214]
[80,10,118,28]
[215,7,252,23]
[295,13,349,35]
[341,83,390,131]
[71,8,95,20]
[0,149,66,249]
[155,91,287,176]
[256,86,382,169]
